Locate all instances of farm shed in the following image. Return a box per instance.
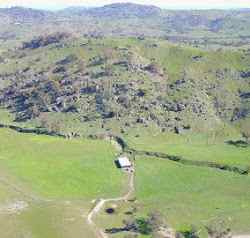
[117,156,132,168]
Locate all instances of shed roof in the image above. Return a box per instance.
[118,156,131,167]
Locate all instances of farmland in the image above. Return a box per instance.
[0,122,249,237]
[0,127,127,238]
[92,129,250,237]
[135,156,250,234]
[125,129,250,168]
[0,2,250,237]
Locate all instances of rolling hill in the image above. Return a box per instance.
[0,3,250,238]
[0,35,249,137]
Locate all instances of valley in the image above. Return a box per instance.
[0,119,249,237]
[0,2,249,238]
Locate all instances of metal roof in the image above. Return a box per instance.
[118,156,131,167]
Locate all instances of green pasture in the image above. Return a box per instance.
[125,128,250,168]
[0,128,126,199]
[135,156,250,235]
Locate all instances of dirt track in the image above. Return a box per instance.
[87,170,134,238]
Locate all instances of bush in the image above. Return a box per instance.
[135,218,153,235]
[206,221,232,238]
[177,225,199,238]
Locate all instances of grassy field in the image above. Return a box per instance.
[0,127,127,238]
[125,128,250,168]
[0,128,126,199]
[135,156,250,235]
[0,173,95,238]
[0,108,15,124]
[0,113,249,237]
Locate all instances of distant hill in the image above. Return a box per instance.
[81,3,162,18]
[58,3,250,35]
[61,3,161,16]
[0,6,53,22]
[0,3,250,46]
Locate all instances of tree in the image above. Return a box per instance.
[177,225,199,238]
[49,118,63,133]
[242,131,250,144]
[39,113,63,133]
[148,211,166,231]
[206,221,232,238]
[135,217,153,235]
[30,104,40,119]
[122,212,167,236]
[39,113,49,128]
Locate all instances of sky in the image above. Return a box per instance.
[0,0,250,10]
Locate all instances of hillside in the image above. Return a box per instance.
[0,4,250,238]
[0,34,249,137]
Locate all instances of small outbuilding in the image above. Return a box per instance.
[117,156,132,168]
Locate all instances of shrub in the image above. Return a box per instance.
[177,225,199,238]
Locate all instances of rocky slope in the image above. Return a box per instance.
[0,34,249,135]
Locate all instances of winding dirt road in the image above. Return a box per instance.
[87,170,134,238]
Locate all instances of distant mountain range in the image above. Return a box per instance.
[0,6,52,21]
[61,3,162,17]
[0,3,250,45]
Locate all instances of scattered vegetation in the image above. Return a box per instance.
[177,225,199,238]
[206,221,232,238]
[0,3,249,237]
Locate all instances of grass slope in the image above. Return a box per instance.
[0,128,125,199]
[125,129,250,168]
[135,156,250,234]
[0,127,127,238]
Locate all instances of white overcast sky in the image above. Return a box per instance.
[0,0,250,10]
